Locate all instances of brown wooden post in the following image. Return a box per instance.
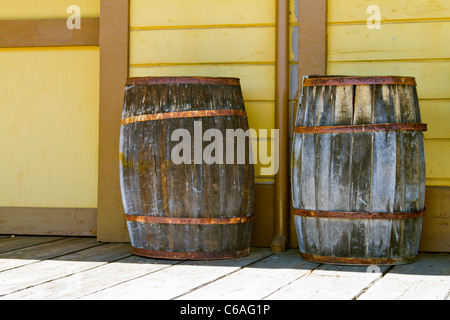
[298,0,327,80]
[97,0,130,242]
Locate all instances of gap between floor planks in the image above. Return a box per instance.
[0,236,449,300]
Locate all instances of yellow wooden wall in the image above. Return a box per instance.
[327,0,450,186]
[0,0,100,208]
[129,0,298,184]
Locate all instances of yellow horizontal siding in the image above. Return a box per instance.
[0,47,99,208]
[131,0,298,27]
[328,22,450,62]
[130,27,275,65]
[130,26,299,64]
[328,0,450,23]
[421,100,450,139]
[130,0,275,28]
[0,0,100,20]
[327,0,450,186]
[425,140,450,182]
[246,102,276,132]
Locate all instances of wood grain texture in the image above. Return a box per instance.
[81,247,271,300]
[1,254,177,300]
[0,242,130,297]
[0,236,448,300]
[291,77,426,264]
[0,235,64,254]
[359,253,450,300]
[0,237,100,273]
[128,64,276,184]
[179,250,319,300]
[119,78,254,259]
[266,263,390,300]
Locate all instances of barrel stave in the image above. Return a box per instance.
[295,216,423,264]
[120,78,254,259]
[292,77,426,265]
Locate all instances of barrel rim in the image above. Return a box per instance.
[126,76,241,86]
[299,253,417,266]
[131,247,251,260]
[303,75,416,87]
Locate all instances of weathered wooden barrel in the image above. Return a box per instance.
[119,77,254,260]
[291,76,427,265]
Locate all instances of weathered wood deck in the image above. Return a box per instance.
[0,235,449,301]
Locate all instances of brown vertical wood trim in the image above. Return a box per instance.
[0,18,99,48]
[271,0,290,253]
[0,207,97,236]
[252,184,275,247]
[97,0,130,242]
[298,0,327,80]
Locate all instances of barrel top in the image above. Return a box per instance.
[126,76,241,86]
[303,76,416,87]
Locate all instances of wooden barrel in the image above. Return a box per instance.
[291,76,427,265]
[119,77,254,260]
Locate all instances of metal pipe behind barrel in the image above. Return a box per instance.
[271,0,290,252]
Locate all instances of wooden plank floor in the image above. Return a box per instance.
[0,235,449,300]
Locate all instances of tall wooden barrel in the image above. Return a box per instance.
[119,77,254,260]
[292,76,427,265]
